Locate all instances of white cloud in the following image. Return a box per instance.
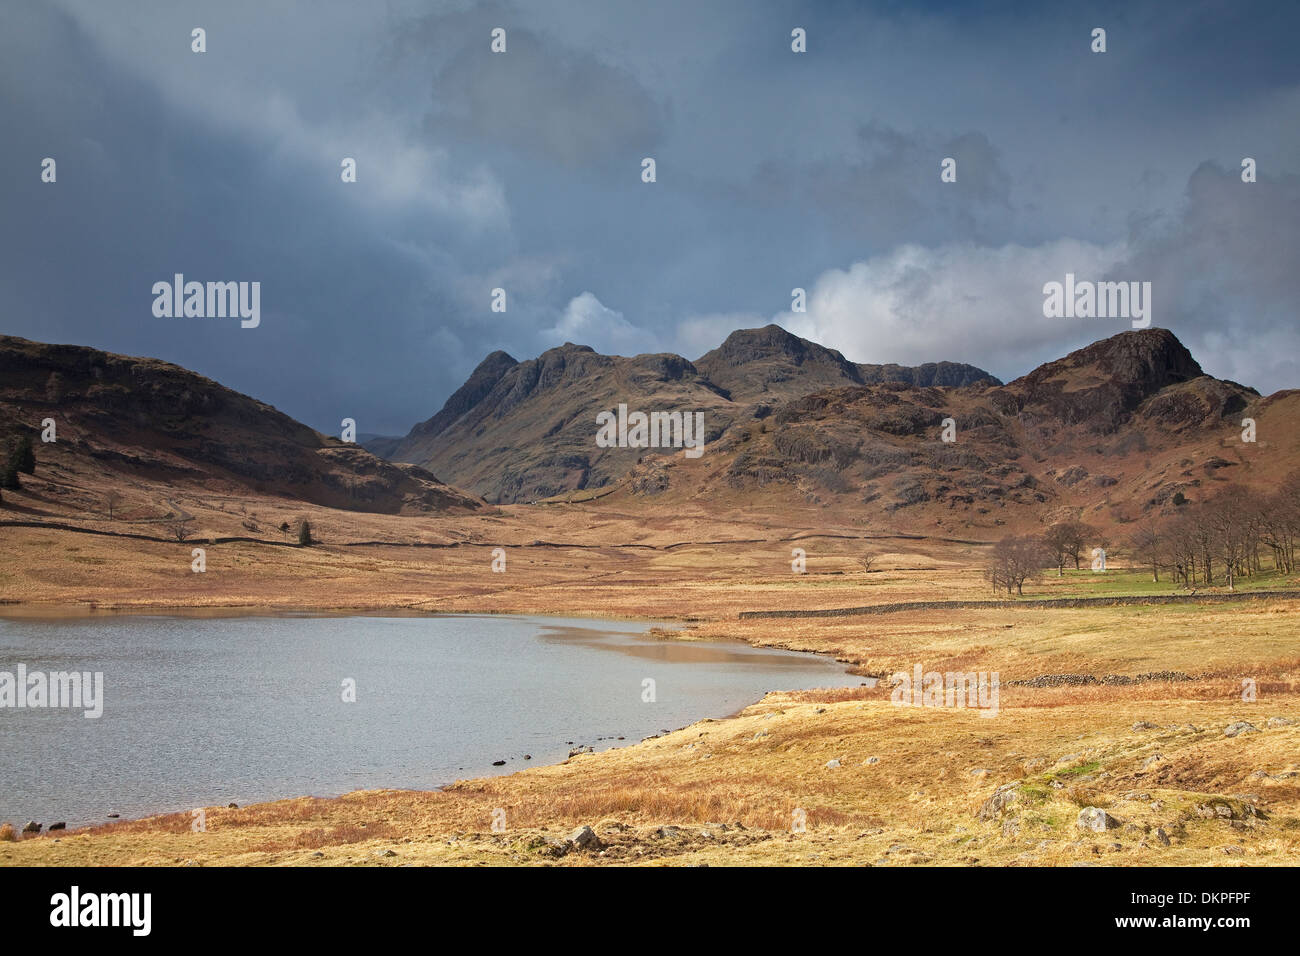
[774,239,1131,378]
[543,292,657,356]
[673,312,764,358]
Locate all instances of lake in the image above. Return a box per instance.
[0,612,855,827]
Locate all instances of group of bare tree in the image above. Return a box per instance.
[985,535,1049,595]
[1041,519,1098,576]
[984,477,1300,596]
[1128,477,1300,588]
[987,519,1101,595]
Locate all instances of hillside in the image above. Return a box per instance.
[2,328,1294,540]
[379,344,739,503]
[631,329,1298,536]
[0,336,482,517]
[373,326,1295,534]
[380,325,1000,503]
[644,330,1293,523]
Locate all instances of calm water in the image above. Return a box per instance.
[0,613,853,827]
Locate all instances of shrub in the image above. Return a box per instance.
[809,466,853,494]
[12,436,35,475]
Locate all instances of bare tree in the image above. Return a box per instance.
[1206,485,1252,590]
[1143,483,1299,589]
[859,552,876,573]
[104,491,124,520]
[1259,475,1300,575]
[1166,510,1197,587]
[1128,519,1163,582]
[986,535,1048,596]
[164,517,194,542]
[1041,520,1095,575]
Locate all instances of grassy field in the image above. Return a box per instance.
[2,496,1298,866]
[5,686,1296,867]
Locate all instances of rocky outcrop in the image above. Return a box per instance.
[0,336,482,515]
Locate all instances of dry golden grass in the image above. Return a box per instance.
[5,682,1296,867]
[3,483,1298,866]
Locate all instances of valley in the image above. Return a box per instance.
[0,325,1296,867]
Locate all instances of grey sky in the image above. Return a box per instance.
[2,0,1297,435]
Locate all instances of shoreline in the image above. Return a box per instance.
[4,523,1294,866]
[0,602,696,624]
[1,608,858,833]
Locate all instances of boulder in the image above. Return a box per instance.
[976,783,1019,822]
[1077,807,1121,832]
[567,826,601,850]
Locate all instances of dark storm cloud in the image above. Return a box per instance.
[1115,162,1300,389]
[749,123,1015,246]
[395,10,669,169]
[1,0,1298,438]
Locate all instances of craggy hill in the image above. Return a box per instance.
[374,326,1298,535]
[0,336,481,515]
[694,323,997,403]
[650,328,1296,531]
[380,325,998,503]
[2,327,1292,537]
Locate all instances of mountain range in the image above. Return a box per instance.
[373,325,999,503]
[362,325,1294,530]
[2,325,1296,534]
